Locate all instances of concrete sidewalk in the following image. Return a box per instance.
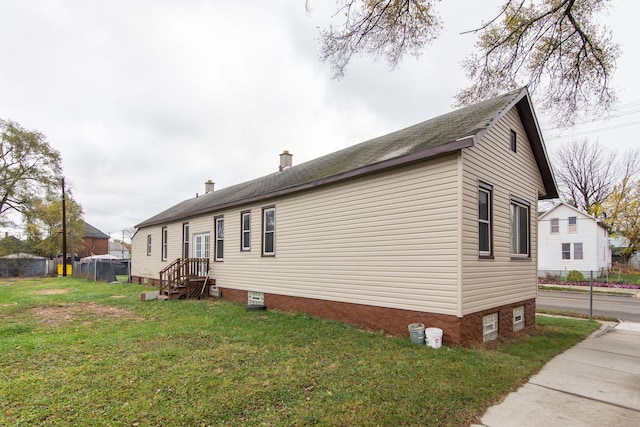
[472,321,640,427]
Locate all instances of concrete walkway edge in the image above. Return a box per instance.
[471,321,640,427]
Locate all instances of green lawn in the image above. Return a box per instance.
[610,271,640,285]
[0,277,599,426]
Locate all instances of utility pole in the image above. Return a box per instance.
[61,178,67,277]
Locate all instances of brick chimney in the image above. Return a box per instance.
[205,179,215,193]
[279,150,293,171]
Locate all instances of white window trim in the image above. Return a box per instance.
[262,206,276,256]
[161,226,168,261]
[568,216,577,233]
[510,198,530,258]
[215,216,224,261]
[193,233,210,259]
[182,223,189,259]
[478,182,492,257]
[146,235,152,256]
[241,211,251,251]
[574,242,583,260]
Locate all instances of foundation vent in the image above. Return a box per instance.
[483,313,498,342]
[513,306,525,331]
[248,291,264,306]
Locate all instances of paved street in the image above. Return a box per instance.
[537,290,640,322]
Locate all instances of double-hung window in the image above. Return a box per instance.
[241,211,251,251]
[568,216,577,233]
[146,235,152,256]
[262,206,275,256]
[574,242,583,260]
[161,226,168,261]
[562,242,584,260]
[215,216,224,261]
[478,182,493,257]
[182,223,189,258]
[510,197,530,258]
[550,218,559,233]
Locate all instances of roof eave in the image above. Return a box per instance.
[514,92,559,200]
[135,138,473,229]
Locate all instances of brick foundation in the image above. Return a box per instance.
[133,275,534,346]
[218,286,535,346]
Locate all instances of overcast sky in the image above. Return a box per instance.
[1,0,638,241]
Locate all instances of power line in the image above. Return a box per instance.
[546,119,640,141]
[72,184,173,207]
[539,98,640,135]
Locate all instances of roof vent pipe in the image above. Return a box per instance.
[205,179,215,193]
[279,150,293,171]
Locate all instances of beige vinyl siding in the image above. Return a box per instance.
[131,214,216,279]
[460,107,545,314]
[213,154,462,315]
[131,226,162,279]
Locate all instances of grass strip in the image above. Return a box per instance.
[1,277,599,426]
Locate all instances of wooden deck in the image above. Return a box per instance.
[159,258,213,299]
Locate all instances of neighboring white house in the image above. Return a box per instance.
[538,203,611,278]
[608,235,640,269]
[109,241,131,259]
[132,88,558,346]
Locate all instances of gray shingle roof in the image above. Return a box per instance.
[83,221,110,239]
[136,88,557,229]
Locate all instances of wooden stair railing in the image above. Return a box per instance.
[159,258,210,299]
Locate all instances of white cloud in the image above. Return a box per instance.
[1,0,638,239]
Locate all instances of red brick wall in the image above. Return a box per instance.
[218,286,535,346]
[458,299,536,344]
[132,274,535,346]
[78,237,109,258]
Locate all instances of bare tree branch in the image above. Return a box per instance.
[554,140,639,215]
[311,1,621,124]
[318,0,442,79]
[456,0,619,124]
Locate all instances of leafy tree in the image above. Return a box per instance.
[0,234,25,256]
[1,119,62,227]
[314,0,620,123]
[554,139,639,215]
[24,196,85,258]
[605,178,640,263]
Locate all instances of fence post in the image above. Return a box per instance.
[589,270,593,320]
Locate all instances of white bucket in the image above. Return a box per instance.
[425,327,443,349]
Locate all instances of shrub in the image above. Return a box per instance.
[544,271,560,281]
[566,270,584,282]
